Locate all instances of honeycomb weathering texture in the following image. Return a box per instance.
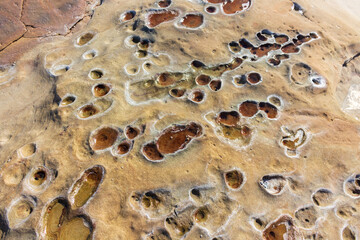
[0,0,360,239]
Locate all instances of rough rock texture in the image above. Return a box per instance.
[0,0,100,64]
[0,0,360,239]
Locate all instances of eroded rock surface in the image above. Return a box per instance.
[0,0,360,239]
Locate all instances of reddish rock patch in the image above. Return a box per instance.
[147,9,179,28]
[169,88,186,98]
[89,127,119,151]
[180,13,204,28]
[0,0,99,64]
[209,79,222,91]
[142,142,164,161]
[222,0,252,15]
[125,126,140,140]
[247,72,262,85]
[274,34,289,44]
[156,72,183,86]
[158,0,172,8]
[239,100,258,117]
[216,111,240,127]
[189,90,205,103]
[121,10,136,21]
[258,102,278,119]
[281,43,300,54]
[156,122,202,155]
[116,140,132,155]
[250,43,281,58]
[195,74,211,85]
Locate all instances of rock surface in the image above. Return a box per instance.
[0,0,360,239]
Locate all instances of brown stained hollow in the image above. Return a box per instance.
[275,54,290,60]
[239,100,258,117]
[158,0,172,8]
[205,6,217,13]
[229,41,241,52]
[268,58,281,66]
[256,32,268,41]
[78,105,99,118]
[189,90,205,103]
[116,140,132,155]
[142,142,164,161]
[135,50,148,58]
[229,57,243,70]
[89,70,103,79]
[233,75,247,85]
[239,38,254,49]
[125,126,140,139]
[294,34,312,46]
[186,122,203,138]
[241,125,251,136]
[281,43,300,54]
[156,72,182,87]
[180,14,204,28]
[224,170,244,189]
[89,127,119,151]
[138,39,150,50]
[93,83,110,97]
[310,32,318,39]
[77,33,94,46]
[220,125,251,140]
[61,95,76,106]
[147,9,179,28]
[32,170,47,186]
[194,207,209,223]
[41,197,70,238]
[247,72,261,84]
[209,79,222,91]
[195,74,211,85]
[156,122,202,155]
[250,43,281,58]
[121,11,136,21]
[216,111,240,127]
[191,60,205,69]
[169,88,186,98]
[222,0,251,15]
[258,102,278,119]
[69,165,104,209]
[274,34,289,44]
[263,215,298,240]
[129,35,141,44]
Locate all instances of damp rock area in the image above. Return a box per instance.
[0,0,359,239]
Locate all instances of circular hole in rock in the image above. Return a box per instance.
[89,69,103,80]
[209,79,222,91]
[239,100,258,117]
[89,127,119,151]
[247,72,262,85]
[77,33,95,46]
[93,83,111,97]
[195,74,211,85]
[121,10,136,21]
[189,90,205,103]
[78,105,99,118]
